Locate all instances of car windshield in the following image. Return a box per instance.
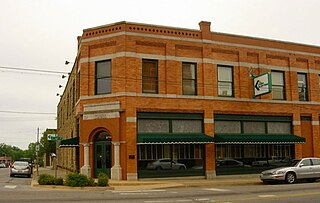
[285,159,301,167]
[14,161,28,166]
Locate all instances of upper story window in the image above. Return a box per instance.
[142,59,158,94]
[182,62,197,95]
[95,60,111,95]
[271,71,286,100]
[218,65,233,97]
[298,73,308,101]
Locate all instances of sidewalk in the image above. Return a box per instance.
[31,167,262,191]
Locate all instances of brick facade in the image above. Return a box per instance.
[57,21,320,180]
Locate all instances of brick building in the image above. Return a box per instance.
[57,21,320,180]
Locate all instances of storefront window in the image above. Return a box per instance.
[267,122,291,134]
[138,119,170,133]
[243,121,265,133]
[215,144,294,175]
[215,121,241,133]
[138,144,205,178]
[172,120,202,133]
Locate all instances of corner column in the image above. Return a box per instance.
[111,142,122,180]
[80,143,91,176]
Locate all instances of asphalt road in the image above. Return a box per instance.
[1,168,320,203]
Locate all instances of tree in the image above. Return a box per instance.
[39,129,56,158]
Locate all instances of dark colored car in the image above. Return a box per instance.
[216,159,250,168]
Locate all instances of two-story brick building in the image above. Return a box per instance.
[57,21,320,180]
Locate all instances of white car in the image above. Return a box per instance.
[0,163,6,168]
[146,159,186,170]
[260,157,320,184]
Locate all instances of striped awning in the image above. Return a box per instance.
[214,134,305,144]
[59,137,79,147]
[137,133,214,145]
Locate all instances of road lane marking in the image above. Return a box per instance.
[258,195,276,198]
[203,188,231,192]
[195,198,210,201]
[4,185,17,189]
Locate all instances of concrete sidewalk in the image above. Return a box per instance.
[31,167,262,191]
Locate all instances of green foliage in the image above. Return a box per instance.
[54,177,64,185]
[97,172,109,186]
[38,174,63,185]
[64,173,94,187]
[39,129,57,158]
[0,143,31,161]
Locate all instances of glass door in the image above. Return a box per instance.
[94,141,112,177]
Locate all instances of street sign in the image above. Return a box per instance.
[53,136,63,140]
[48,134,62,141]
[47,134,57,140]
[253,72,272,97]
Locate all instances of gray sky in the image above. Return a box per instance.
[0,0,319,149]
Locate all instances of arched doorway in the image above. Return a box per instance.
[94,131,112,177]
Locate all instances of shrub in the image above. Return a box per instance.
[38,174,63,185]
[65,172,94,187]
[97,172,109,186]
[54,177,64,185]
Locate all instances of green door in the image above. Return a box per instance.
[94,141,112,177]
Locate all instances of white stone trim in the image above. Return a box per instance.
[312,121,319,126]
[293,121,301,125]
[127,173,138,181]
[78,51,320,74]
[83,112,120,120]
[126,117,136,123]
[83,101,120,112]
[80,92,320,107]
[204,118,214,124]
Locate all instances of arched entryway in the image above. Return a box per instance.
[94,131,112,177]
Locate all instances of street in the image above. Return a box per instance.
[1,168,320,203]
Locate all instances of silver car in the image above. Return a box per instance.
[260,157,320,184]
[10,161,32,178]
[146,159,186,170]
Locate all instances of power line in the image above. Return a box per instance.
[0,66,69,75]
[0,110,56,115]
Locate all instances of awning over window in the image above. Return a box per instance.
[59,137,79,147]
[214,134,305,144]
[137,133,214,145]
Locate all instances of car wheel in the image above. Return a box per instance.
[285,172,296,184]
[179,166,186,170]
[10,174,13,177]
[155,166,162,170]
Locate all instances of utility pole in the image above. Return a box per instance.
[36,127,39,176]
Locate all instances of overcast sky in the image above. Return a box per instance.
[0,0,320,150]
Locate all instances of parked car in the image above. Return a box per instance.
[16,158,33,174]
[0,163,6,168]
[252,157,291,167]
[216,159,250,168]
[10,161,32,178]
[146,159,186,170]
[260,157,320,184]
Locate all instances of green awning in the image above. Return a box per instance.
[137,133,214,145]
[214,134,305,144]
[59,137,79,147]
